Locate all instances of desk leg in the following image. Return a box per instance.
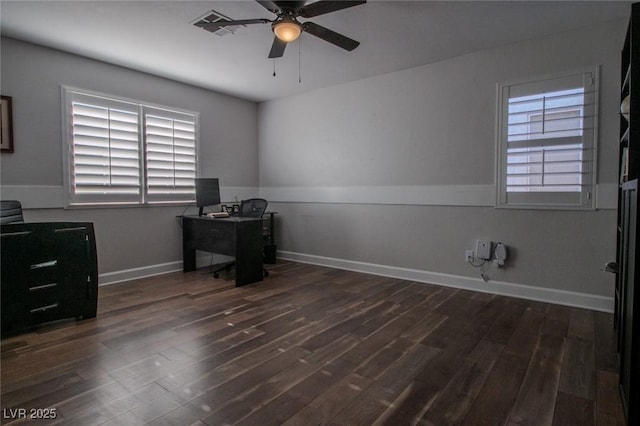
[183,249,196,272]
[269,213,275,247]
[183,244,196,272]
[182,217,197,272]
[234,220,263,286]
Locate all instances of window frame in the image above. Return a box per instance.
[62,86,200,208]
[495,68,599,210]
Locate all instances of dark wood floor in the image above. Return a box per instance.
[0,261,627,425]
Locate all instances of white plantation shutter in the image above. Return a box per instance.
[68,93,141,204]
[496,70,598,209]
[144,110,197,202]
[63,88,199,206]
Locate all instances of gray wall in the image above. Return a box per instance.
[258,19,626,305]
[0,18,627,308]
[0,37,259,277]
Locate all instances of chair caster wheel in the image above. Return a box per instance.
[213,272,220,278]
[264,270,269,277]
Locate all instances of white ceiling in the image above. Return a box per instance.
[0,0,631,102]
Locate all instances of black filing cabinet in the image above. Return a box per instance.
[1,222,98,336]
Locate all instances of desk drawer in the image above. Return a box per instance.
[27,282,61,310]
[26,259,59,287]
[187,219,236,254]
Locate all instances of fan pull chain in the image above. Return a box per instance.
[298,37,302,83]
[273,58,276,77]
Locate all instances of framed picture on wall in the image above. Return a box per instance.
[1,96,14,153]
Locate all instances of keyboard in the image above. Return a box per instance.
[206,212,230,218]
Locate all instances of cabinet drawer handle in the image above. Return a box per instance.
[29,283,58,291]
[30,303,59,313]
[54,227,86,233]
[1,231,32,238]
[30,260,57,269]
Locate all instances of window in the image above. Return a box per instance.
[144,109,198,202]
[496,70,598,209]
[62,87,198,206]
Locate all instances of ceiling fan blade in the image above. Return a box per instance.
[254,0,280,14]
[273,1,306,11]
[302,21,360,51]
[268,37,287,58]
[299,1,366,18]
[197,19,270,32]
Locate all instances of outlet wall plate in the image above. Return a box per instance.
[476,240,492,260]
[465,250,474,262]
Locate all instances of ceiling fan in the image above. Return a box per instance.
[194,1,366,58]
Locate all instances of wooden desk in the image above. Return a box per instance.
[182,215,264,286]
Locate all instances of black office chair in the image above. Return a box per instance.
[0,200,24,224]
[213,198,270,279]
[239,198,268,219]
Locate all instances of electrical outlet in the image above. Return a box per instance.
[465,250,474,263]
[476,240,492,260]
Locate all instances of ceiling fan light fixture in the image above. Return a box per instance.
[273,20,302,42]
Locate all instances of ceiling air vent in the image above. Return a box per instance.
[192,10,244,37]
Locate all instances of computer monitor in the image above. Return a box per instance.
[195,178,221,216]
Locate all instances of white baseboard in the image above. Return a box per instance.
[98,254,223,286]
[97,250,614,313]
[278,250,614,313]
[99,260,184,286]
